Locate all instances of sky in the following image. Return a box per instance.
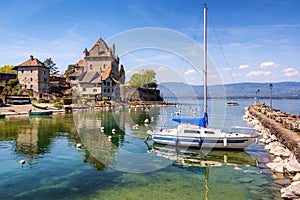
[0,0,300,85]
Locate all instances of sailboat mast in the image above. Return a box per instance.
[203,3,208,114]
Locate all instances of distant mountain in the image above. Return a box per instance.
[158,82,300,99]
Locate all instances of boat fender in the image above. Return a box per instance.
[255,138,258,144]
[223,137,228,147]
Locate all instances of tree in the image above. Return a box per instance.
[64,64,76,77]
[0,65,16,74]
[118,64,125,84]
[44,58,59,75]
[129,69,156,88]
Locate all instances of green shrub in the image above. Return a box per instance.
[53,101,63,109]
[102,96,108,101]
[38,98,50,103]
[7,78,18,87]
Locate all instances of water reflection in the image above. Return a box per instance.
[148,143,258,167]
[0,114,77,159]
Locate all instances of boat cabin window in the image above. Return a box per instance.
[183,130,200,134]
[204,131,215,134]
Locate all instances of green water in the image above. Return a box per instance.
[0,99,292,199]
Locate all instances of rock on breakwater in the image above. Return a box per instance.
[243,104,300,199]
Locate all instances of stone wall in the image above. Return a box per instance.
[248,105,300,163]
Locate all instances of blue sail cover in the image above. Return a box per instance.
[172,113,208,127]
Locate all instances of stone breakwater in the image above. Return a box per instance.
[243,104,300,199]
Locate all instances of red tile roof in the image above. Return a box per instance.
[76,59,85,67]
[101,66,112,81]
[14,55,49,69]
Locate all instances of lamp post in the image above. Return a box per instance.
[269,83,273,111]
[256,89,260,104]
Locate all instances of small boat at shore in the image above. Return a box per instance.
[28,110,53,116]
[31,101,48,109]
[227,101,239,106]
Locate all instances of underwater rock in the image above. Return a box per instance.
[281,181,300,199]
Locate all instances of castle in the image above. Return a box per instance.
[69,38,123,101]
[12,38,124,102]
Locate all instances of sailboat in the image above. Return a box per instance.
[146,4,258,150]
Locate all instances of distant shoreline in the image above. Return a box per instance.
[163,96,300,100]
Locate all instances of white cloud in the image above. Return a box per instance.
[232,73,243,77]
[246,71,271,76]
[239,64,249,69]
[260,61,280,69]
[223,67,232,71]
[184,69,196,75]
[157,66,168,72]
[283,68,299,76]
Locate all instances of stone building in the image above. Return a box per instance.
[69,38,121,101]
[13,55,50,98]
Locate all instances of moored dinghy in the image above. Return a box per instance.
[28,110,53,116]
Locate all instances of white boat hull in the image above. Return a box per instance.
[152,135,257,149]
[150,125,258,150]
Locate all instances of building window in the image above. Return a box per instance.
[107,82,110,86]
[107,89,110,93]
[93,89,97,92]
[104,89,106,93]
[24,85,27,89]
[90,64,93,70]
[44,71,46,75]
[112,89,114,92]
[103,64,107,69]
[30,78,33,82]
[103,81,106,85]
[44,78,47,82]
[21,70,24,73]
[30,85,33,89]
[31,70,33,73]
[83,88,86,91]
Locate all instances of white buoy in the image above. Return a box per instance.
[108,135,112,139]
[112,128,116,133]
[76,143,82,148]
[151,117,154,121]
[100,127,104,132]
[144,119,149,124]
[20,160,25,165]
[133,124,139,129]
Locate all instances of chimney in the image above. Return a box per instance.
[30,55,34,60]
[112,44,116,55]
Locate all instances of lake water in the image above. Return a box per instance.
[0,99,299,200]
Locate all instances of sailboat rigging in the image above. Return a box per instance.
[146,4,258,150]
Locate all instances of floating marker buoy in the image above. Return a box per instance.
[112,128,116,133]
[151,117,154,121]
[133,124,139,129]
[144,119,149,124]
[76,143,82,148]
[20,160,25,165]
[108,135,112,139]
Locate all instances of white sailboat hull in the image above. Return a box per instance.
[150,125,257,150]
